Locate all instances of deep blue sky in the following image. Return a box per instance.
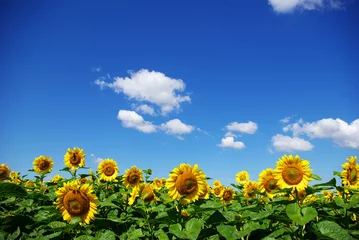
[1,0,358,185]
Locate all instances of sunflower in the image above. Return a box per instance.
[128,188,139,206]
[161,178,167,187]
[213,180,222,187]
[64,147,86,170]
[9,171,19,180]
[153,178,162,190]
[322,190,334,202]
[258,168,279,198]
[0,164,11,181]
[212,185,224,197]
[25,180,36,188]
[236,171,249,185]
[199,183,211,200]
[138,183,157,203]
[33,156,54,174]
[181,209,190,217]
[79,177,88,184]
[98,159,119,182]
[51,174,64,183]
[55,180,97,224]
[123,166,143,189]
[166,163,207,204]
[243,181,259,198]
[274,154,312,192]
[220,187,236,204]
[341,156,359,186]
[292,188,307,201]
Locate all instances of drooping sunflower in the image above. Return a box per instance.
[55,180,97,224]
[243,181,259,198]
[51,174,64,183]
[341,156,359,186]
[274,154,312,192]
[258,168,279,198]
[138,183,157,203]
[98,159,119,182]
[0,164,11,181]
[166,163,207,204]
[123,166,143,189]
[220,187,236,204]
[64,147,86,170]
[236,171,250,185]
[199,183,211,200]
[33,156,54,174]
[212,185,224,197]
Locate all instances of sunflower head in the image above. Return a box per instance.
[64,147,86,170]
[153,178,162,190]
[322,190,334,202]
[220,187,236,204]
[243,181,259,198]
[258,168,279,198]
[199,183,211,200]
[123,166,143,189]
[212,185,224,197]
[98,159,119,182]
[9,171,19,180]
[236,171,250,185]
[0,164,11,181]
[274,154,312,192]
[161,178,167,187]
[166,163,207,204]
[33,156,54,174]
[51,174,64,183]
[213,180,222,187]
[128,188,139,206]
[341,156,359,186]
[139,183,157,203]
[55,180,97,224]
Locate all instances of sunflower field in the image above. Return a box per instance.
[1,148,359,240]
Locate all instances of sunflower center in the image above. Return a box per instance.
[141,186,154,202]
[223,190,232,201]
[349,168,358,184]
[104,166,115,176]
[63,190,90,216]
[265,178,278,191]
[240,175,246,181]
[70,153,81,165]
[175,172,198,195]
[80,178,87,184]
[128,173,140,184]
[283,166,303,185]
[39,160,50,171]
[0,169,6,178]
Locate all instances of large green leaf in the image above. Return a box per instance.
[334,195,359,209]
[185,218,204,240]
[127,229,143,240]
[95,230,116,240]
[207,210,227,224]
[154,229,169,240]
[216,225,240,240]
[0,183,27,198]
[169,224,187,239]
[6,227,20,240]
[315,221,355,240]
[286,203,317,225]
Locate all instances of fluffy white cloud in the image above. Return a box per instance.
[283,118,359,150]
[160,119,194,135]
[225,132,237,138]
[95,69,190,115]
[271,134,314,152]
[117,110,157,133]
[225,121,258,134]
[268,0,344,13]
[133,104,156,116]
[218,137,245,150]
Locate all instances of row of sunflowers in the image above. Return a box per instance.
[0,147,358,239]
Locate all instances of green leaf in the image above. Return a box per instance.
[315,221,355,240]
[0,183,27,198]
[6,227,20,240]
[207,210,227,224]
[333,171,342,177]
[95,230,116,240]
[99,201,120,209]
[127,229,144,240]
[59,167,71,172]
[263,228,291,240]
[286,203,317,225]
[75,236,96,240]
[48,221,67,229]
[313,178,336,188]
[185,218,204,240]
[70,216,82,225]
[40,232,63,240]
[154,229,169,240]
[216,225,239,240]
[311,173,322,181]
[169,224,187,239]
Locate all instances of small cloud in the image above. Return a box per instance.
[280,116,291,124]
[90,153,95,157]
[225,121,258,134]
[91,66,101,72]
[268,0,345,13]
[225,132,237,138]
[177,136,184,140]
[160,119,194,135]
[117,110,157,133]
[132,104,156,116]
[218,137,245,150]
[95,158,103,164]
[271,134,314,152]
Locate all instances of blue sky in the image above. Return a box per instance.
[1,0,358,185]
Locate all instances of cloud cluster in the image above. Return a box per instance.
[218,121,258,150]
[117,110,157,133]
[160,119,194,135]
[218,137,245,150]
[225,121,258,134]
[271,134,314,152]
[268,0,344,13]
[95,69,190,115]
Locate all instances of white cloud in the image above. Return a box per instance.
[177,136,184,140]
[91,66,101,72]
[225,132,237,138]
[95,158,103,164]
[225,121,258,134]
[117,110,157,133]
[284,118,359,150]
[133,104,156,116]
[218,137,245,150]
[280,116,291,124]
[160,119,194,135]
[268,0,344,13]
[271,134,314,152]
[95,69,191,115]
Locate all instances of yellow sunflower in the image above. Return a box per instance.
[322,190,334,202]
[243,181,259,198]
[25,180,36,188]
[138,183,157,203]
[274,154,312,192]
[64,147,86,170]
[0,164,11,181]
[258,168,279,198]
[123,166,143,189]
[55,180,97,224]
[33,156,54,174]
[341,156,359,186]
[79,177,88,184]
[199,183,211,200]
[128,187,139,206]
[212,185,224,197]
[51,174,64,183]
[153,178,162,190]
[292,188,307,201]
[166,163,207,204]
[213,180,222,187]
[98,159,119,182]
[236,171,249,185]
[220,187,236,204]
[161,177,167,187]
[9,171,19,180]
